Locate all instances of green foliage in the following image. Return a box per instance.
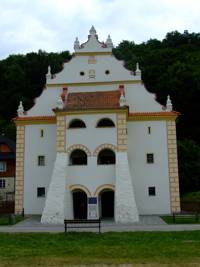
[181,191,200,202]
[178,139,200,194]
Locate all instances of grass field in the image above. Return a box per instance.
[0,231,200,266]
[162,215,200,224]
[0,215,25,225]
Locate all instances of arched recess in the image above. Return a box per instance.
[93,144,117,157]
[68,119,86,129]
[94,184,115,197]
[69,184,92,197]
[96,118,115,127]
[67,144,91,156]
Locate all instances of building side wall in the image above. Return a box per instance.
[24,124,56,214]
[0,160,15,177]
[127,120,171,214]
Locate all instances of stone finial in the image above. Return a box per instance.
[46,65,51,80]
[106,35,113,48]
[17,101,24,117]
[74,37,80,50]
[135,62,141,77]
[89,25,97,36]
[119,85,126,107]
[57,96,63,109]
[166,95,173,111]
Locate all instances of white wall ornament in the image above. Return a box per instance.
[166,95,173,111]
[17,101,24,117]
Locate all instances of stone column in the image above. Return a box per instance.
[115,112,139,223]
[167,120,181,212]
[15,125,25,215]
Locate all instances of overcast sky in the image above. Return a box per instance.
[0,0,200,59]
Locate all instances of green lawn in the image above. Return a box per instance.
[0,215,25,225]
[0,232,200,266]
[162,215,200,224]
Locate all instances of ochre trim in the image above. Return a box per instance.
[94,184,115,197]
[14,116,56,125]
[67,144,91,156]
[93,144,117,157]
[15,125,25,215]
[75,52,112,56]
[69,184,92,197]
[128,112,180,121]
[46,80,142,88]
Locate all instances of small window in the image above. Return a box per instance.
[105,70,110,75]
[37,187,45,197]
[69,149,87,165]
[38,156,45,166]
[148,187,156,196]
[0,161,6,172]
[68,119,86,129]
[148,127,151,134]
[146,153,154,163]
[97,149,115,165]
[80,71,85,76]
[97,118,115,127]
[40,129,44,138]
[0,179,6,188]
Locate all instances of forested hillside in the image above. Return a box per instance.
[0,30,199,194]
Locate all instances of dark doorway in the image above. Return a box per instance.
[100,190,114,219]
[73,191,87,219]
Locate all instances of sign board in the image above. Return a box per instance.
[88,197,98,219]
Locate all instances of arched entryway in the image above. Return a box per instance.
[99,189,114,219]
[72,190,87,219]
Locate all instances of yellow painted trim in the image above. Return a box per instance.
[94,184,115,197]
[75,52,112,56]
[55,108,128,117]
[69,184,92,197]
[15,119,56,126]
[128,115,178,121]
[46,80,142,88]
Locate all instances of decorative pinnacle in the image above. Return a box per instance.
[89,25,97,35]
[46,65,51,80]
[57,96,63,109]
[106,35,113,48]
[74,37,80,50]
[166,95,173,111]
[17,101,24,117]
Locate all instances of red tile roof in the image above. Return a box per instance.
[64,90,121,110]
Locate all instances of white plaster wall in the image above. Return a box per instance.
[24,124,56,214]
[66,113,117,196]
[47,55,138,85]
[66,114,117,153]
[127,121,171,214]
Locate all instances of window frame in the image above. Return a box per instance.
[148,186,156,196]
[68,119,86,129]
[69,149,88,166]
[96,118,115,128]
[97,148,116,165]
[0,161,6,172]
[146,153,154,164]
[0,179,6,188]
[37,187,45,198]
[38,155,45,166]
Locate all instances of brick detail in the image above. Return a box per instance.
[15,125,25,214]
[56,116,66,152]
[117,113,127,152]
[67,144,91,156]
[167,120,181,212]
[93,144,117,156]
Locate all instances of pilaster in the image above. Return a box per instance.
[56,116,66,152]
[117,113,127,152]
[15,125,25,214]
[167,120,181,212]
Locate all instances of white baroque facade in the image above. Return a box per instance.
[14,27,181,224]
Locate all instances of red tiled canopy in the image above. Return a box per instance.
[64,90,121,110]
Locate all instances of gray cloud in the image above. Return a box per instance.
[0,0,200,59]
